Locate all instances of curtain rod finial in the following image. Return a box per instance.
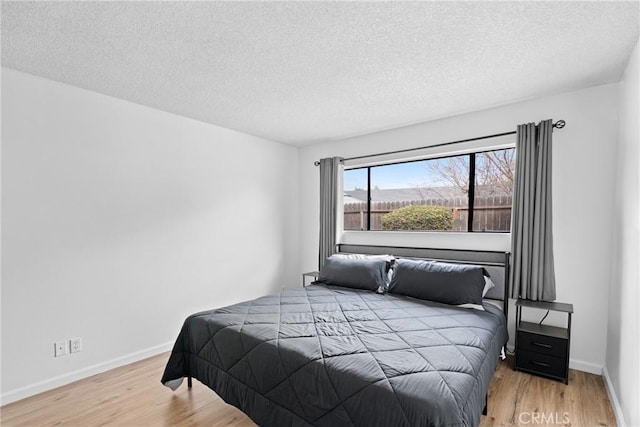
[553,120,566,129]
[314,161,320,166]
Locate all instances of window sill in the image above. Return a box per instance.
[340,230,511,252]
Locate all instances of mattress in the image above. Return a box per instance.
[161,283,507,426]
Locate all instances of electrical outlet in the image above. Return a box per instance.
[70,337,82,353]
[54,341,67,357]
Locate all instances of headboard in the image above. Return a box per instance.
[336,244,511,319]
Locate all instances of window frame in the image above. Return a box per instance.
[343,146,515,233]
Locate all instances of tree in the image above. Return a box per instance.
[426,149,515,197]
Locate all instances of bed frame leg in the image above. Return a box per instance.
[482,395,488,416]
[187,376,192,388]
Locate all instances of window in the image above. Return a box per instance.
[343,148,515,232]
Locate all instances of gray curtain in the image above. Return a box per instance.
[319,157,343,269]
[510,119,556,301]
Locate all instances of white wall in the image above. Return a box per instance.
[299,83,619,374]
[606,39,639,427]
[0,69,299,403]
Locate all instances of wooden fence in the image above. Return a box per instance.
[344,195,512,232]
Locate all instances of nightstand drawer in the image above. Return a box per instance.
[517,330,567,359]
[516,350,567,379]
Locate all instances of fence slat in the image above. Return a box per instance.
[344,196,512,231]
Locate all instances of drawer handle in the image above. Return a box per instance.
[530,360,551,368]
[532,342,552,349]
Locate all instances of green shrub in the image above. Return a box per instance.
[381,205,453,231]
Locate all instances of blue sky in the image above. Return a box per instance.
[344,149,514,190]
[345,160,450,190]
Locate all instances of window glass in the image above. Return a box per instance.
[369,157,469,231]
[344,168,368,230]
[473,148,515,232]
[343,147,514,233]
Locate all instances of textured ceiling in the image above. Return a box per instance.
[2,1,638,145]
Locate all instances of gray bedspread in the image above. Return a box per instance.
[161,284,507,426]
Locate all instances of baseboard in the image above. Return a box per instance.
[568,358,602,375]
[0,341,174,406]
[602,366,627,427]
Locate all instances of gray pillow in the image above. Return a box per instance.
[388,258,486,307]
[332,253,395,288]
[318,256,389,291]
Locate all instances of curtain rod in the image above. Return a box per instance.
[313,119,566,166]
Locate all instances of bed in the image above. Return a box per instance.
[161,245,509,426]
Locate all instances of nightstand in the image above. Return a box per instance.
[514,299,573,384]
[302,271,319,286]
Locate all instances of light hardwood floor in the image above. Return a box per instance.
[1,353,616,426]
